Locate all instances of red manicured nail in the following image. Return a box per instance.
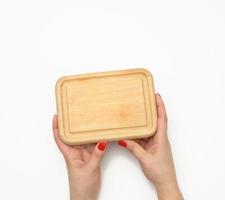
[98,142,107,151]
[118,140,127,148]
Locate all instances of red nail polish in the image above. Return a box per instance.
[118,140,127,148]
[98,142,107,151]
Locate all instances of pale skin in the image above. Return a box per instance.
[52,94,183,200]
[52,116,108,200]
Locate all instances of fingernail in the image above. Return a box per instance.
[118,140,127,148]
[98,142,107,151]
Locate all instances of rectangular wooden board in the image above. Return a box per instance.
[55,68,157,145]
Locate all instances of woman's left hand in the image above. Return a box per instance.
[52,115,108,200]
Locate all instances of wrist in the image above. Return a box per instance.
[155,181,183,200]
[69,188,97,200]
[66,165,99,200]
[72,196,96,200]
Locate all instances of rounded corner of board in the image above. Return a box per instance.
[135,68,153,78]
[150,123,157,136]
[59,132,72,145]
[55,76,67,91]
[142,121,158,138]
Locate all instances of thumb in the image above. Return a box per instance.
[118,140,146,161]
[88,141,108,169]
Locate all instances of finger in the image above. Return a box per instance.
[155,94,168,140]
[118,140,146,161]
[52,114,69,153]
[88,141,108,169]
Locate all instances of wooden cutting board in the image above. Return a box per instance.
[55,68,157,145]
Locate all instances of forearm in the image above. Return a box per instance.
[67,166,79,200]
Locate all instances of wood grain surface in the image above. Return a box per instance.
[55,68,157,145]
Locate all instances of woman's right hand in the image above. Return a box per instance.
[118,94,183,200]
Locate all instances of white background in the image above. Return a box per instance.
[0,0,225,199]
